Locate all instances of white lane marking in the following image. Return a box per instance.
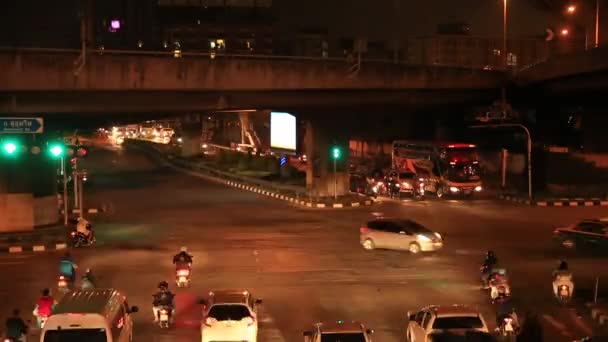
[542,314,572,337]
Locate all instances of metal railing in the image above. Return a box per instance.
[125,140,315,202]
[0,45,509,71]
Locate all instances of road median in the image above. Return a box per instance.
[500,194,608,207]
[0,225,69,253]
[125,140,375,209]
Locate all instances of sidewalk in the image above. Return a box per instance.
[0,224,69,253]
[126,140,376,209]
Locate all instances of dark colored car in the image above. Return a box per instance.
[553,218,608,251]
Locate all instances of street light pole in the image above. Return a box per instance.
[470,123,532,199]
[501,0,508,114]
[595,0,600,48]
[333,157,337,200]
[62,157,68,226]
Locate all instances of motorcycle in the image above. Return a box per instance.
[158,306,172,329]
[38,316,48,329]
[57,275,70,294]
[555,283,572,305]
[497,315,518,337]
[490,278,511,303]
[414,178,426,200]
[175,266,191,288]
[70,230,95,247]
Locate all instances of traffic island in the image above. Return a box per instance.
[125,140,376,209]
[500,194,608,207]
[0,225,69,253]
[225,180,375,208]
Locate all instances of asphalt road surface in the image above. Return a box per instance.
[1,144,607,342]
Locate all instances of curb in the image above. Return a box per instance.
[61,208,102,214]
[128,143,376,210]
[0,242,68,254]
[585,302,608,327]
[225,180,375,209]
[500,195,608,207]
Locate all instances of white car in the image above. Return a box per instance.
[201,290,263,342]
[406,305,490,342]
[303,320,373,342]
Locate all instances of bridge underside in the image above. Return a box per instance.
[0,89,497,117]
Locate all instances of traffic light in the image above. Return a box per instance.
[331,146,342,160]
[48,143,65,158]
[1,139,22,157]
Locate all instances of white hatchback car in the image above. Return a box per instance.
[201,290,263,342]
[406,305,490,342]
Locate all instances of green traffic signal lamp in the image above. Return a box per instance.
[49,144,64,157]
[331,146,341,160]
[2,140,19,156]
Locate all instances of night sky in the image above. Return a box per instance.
[3,0,606,47]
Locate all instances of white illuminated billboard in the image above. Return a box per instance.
[270,112,296,152]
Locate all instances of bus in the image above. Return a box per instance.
[391,141,483,198]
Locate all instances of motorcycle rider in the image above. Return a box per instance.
[75,217,94,243]
[495,302,519,334]
[81,268,96,289]
[152,281,175,323]
[552,260,574,297]
[33,289,55,328]
[59,252,78,284]
[5,309,28,341]
[173,247,193,266]
[386,171,399,198]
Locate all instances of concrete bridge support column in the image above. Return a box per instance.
[180,116,202,158]
[304,118,350,197]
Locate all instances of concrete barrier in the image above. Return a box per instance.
[0,194,34,232]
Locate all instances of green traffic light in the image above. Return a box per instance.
[2,141,18,155]
[49,144,64,157]
[332,147,341,160]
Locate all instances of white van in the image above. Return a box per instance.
[40,289,138,342]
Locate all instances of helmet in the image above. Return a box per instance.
[486,250,495,258]
[558,260,568,270]
[180,246,188,253]
[158,281,169,289]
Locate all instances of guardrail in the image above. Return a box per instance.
[0,46,507,71]
[125,140,316,202]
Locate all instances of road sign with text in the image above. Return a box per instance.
[0,117,44,134]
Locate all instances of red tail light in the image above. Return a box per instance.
[360,227,370,234]
[70,231,76,236]
[243,316,255,326]
[59,276,65,280]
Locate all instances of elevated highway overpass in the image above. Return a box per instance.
[0,48,504,114]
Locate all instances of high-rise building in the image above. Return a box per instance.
[157,0,274,54]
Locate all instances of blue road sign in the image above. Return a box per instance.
[0,117,44,134]
[280,156,287,166]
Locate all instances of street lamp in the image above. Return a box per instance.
[566,1,600,49]
[501,0,508,115]
[561,28,570,36]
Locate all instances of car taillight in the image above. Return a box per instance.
[360,227,370,234]
[553,229,560,234]
[243,316,255,326]
[70,231,76,236]
[205,317,216,327]
[59,276,65,280]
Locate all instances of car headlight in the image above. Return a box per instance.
[434,232,442,240]
[417,234,431,242]
[474,186,482,192]
[449,187,459,192]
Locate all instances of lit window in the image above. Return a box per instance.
[216,39,225,50]
[109,19,121,32]
[137,40,143,48]
[163,41,168,48]
[210,41,216,49]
